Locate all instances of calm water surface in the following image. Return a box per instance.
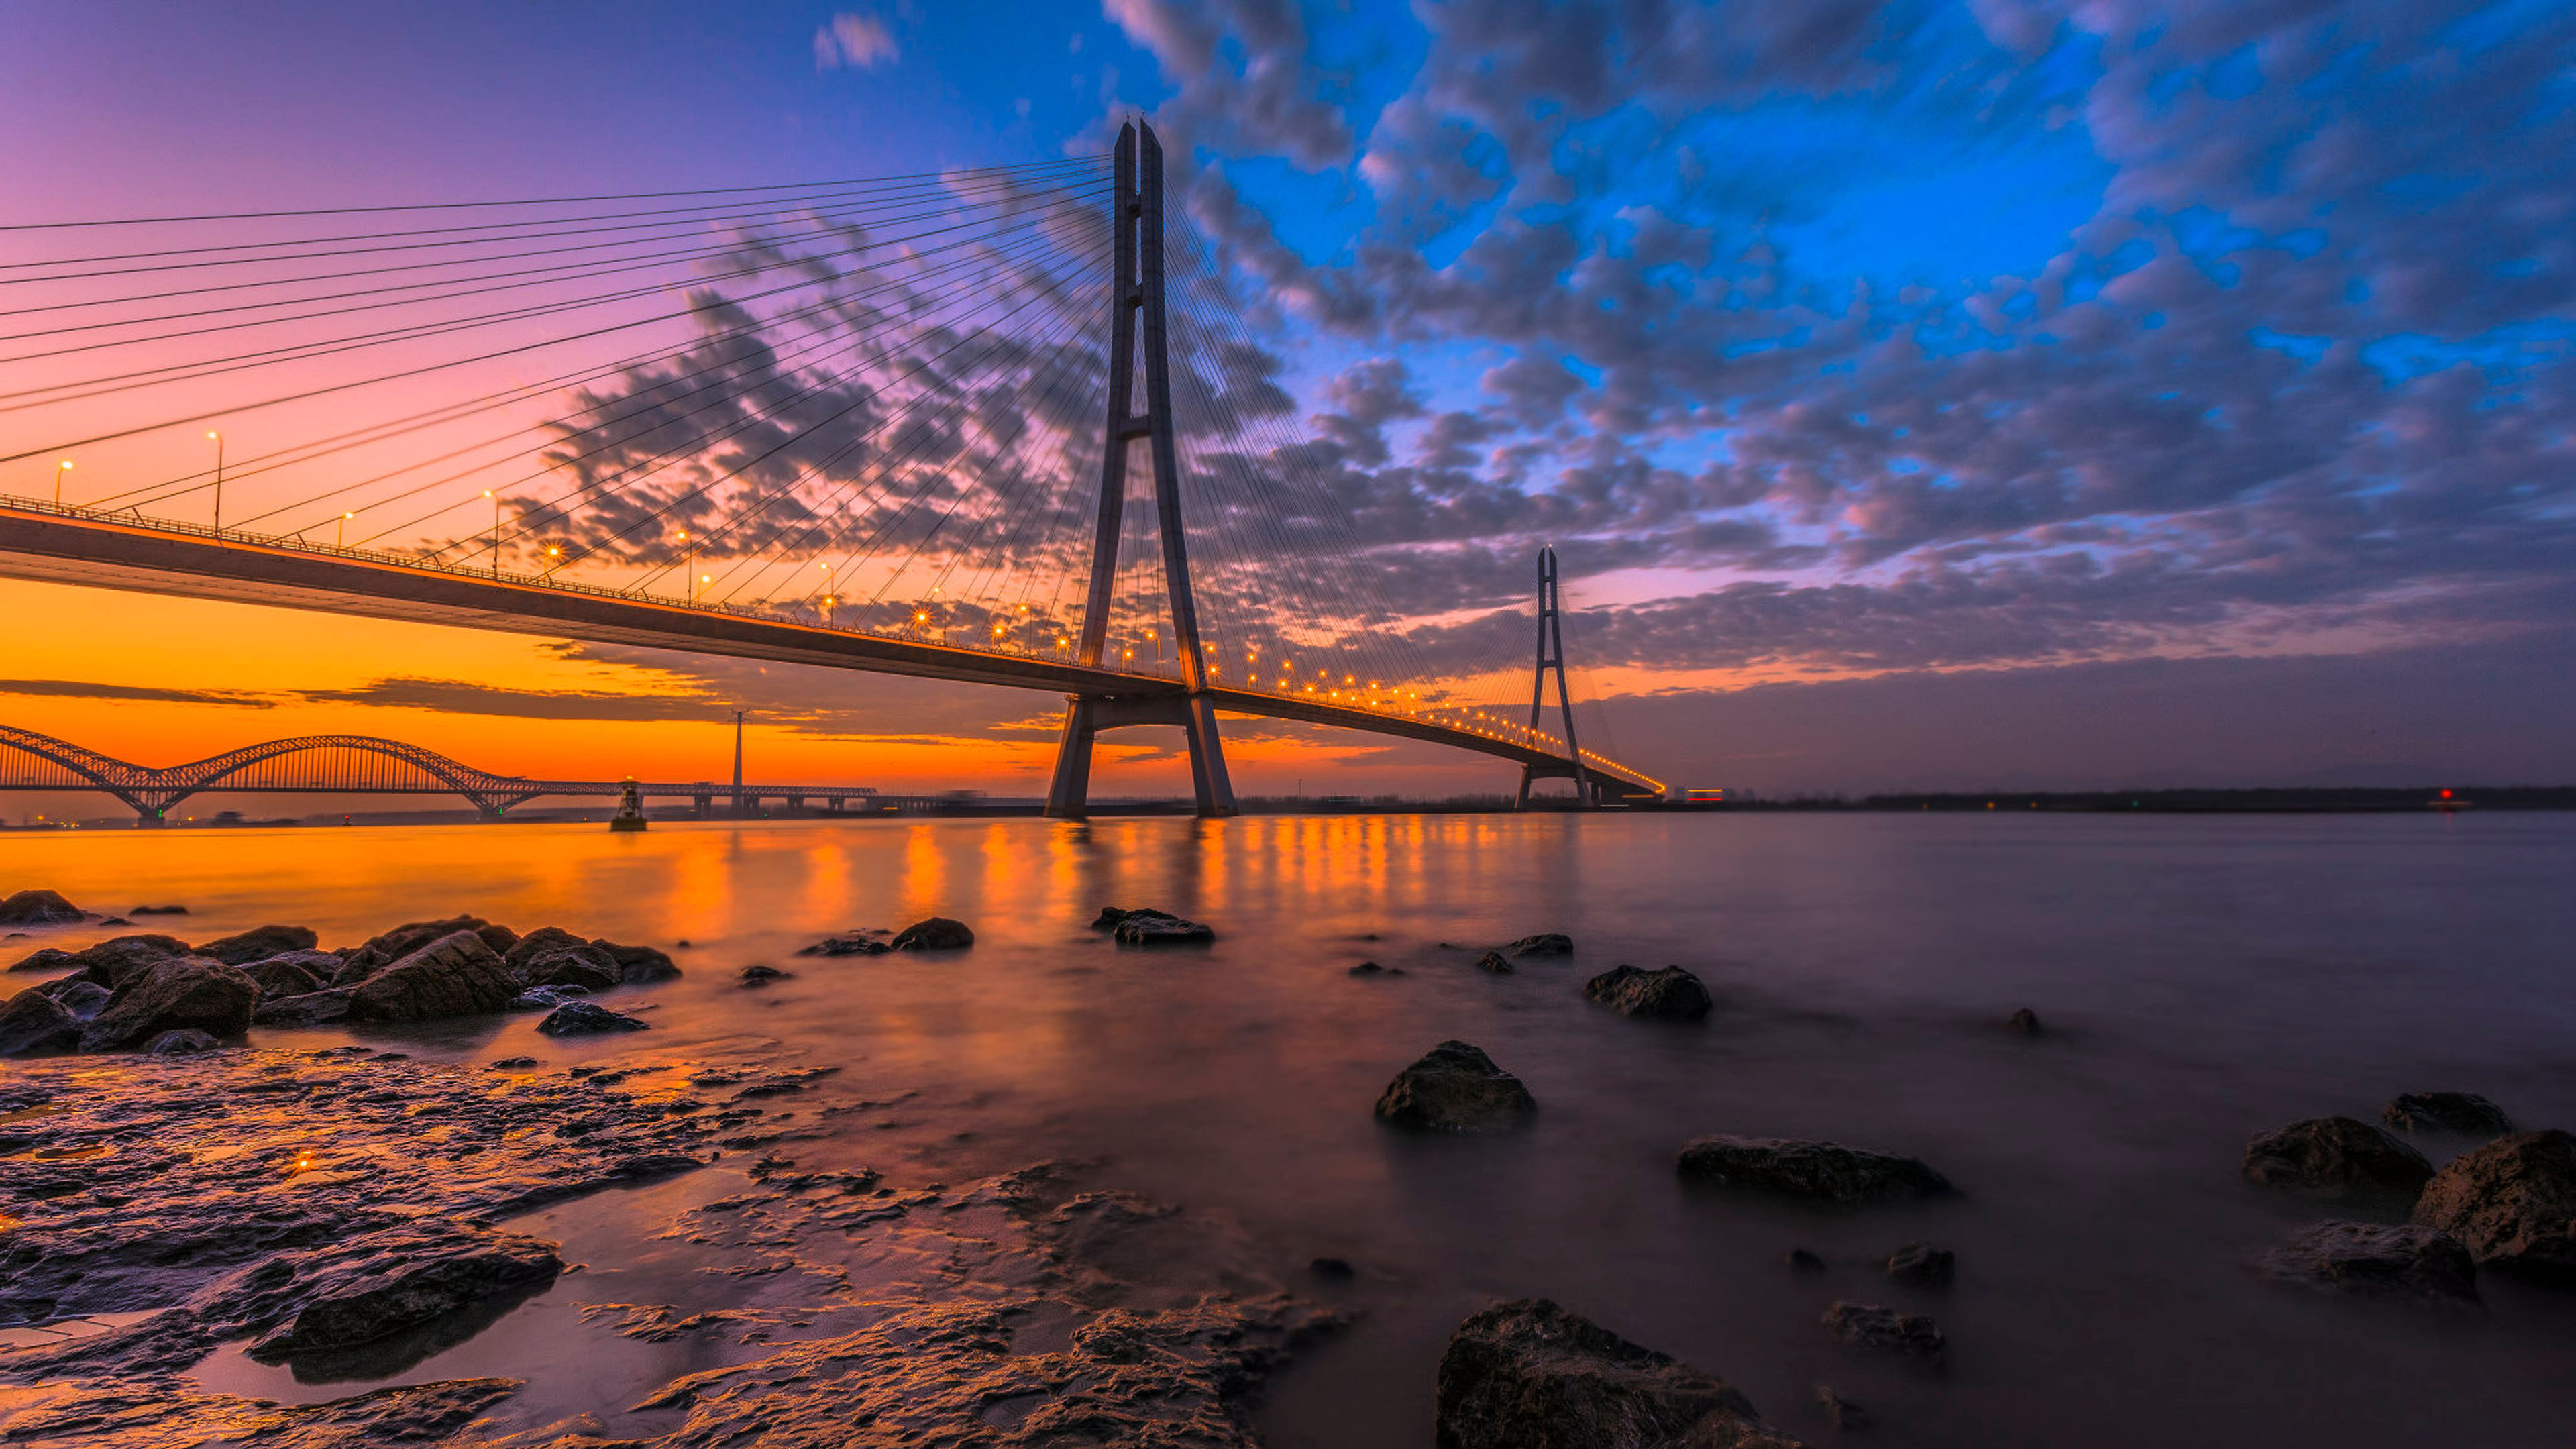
[7,811,2575,1446]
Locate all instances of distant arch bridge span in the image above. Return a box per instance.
[0,725,912,822]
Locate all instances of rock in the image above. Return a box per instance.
[78,959,258,1051]
[1309,1257,1356,1282]
[1348,961,1386,975]
[2410,1130,2576,1277]
[4,946,76,973]
[194,924,319,965]
[97,916,130,927]
[1678,1136,1956,1204]
[1110,910,1214,945]
[345,930,520,1020]
[1472,950,1513,974]
[0,989,79,1057]
[1584,965,1714,1020]
[528,949,621,993]
[891,916,974,951]
[739,964,792,985]
[1787,1248,1827,1274]
[248,1224,563,1359]
[592,938,680,983]
[509,984,592,1011]
[335,916,518,985]
[2242,1117,2434,1199]
[1821,1302,1944,1358]
[7,934,193,986]
[536,1000,650,1036]
[146,1028,223,1057]
[252,987,354,1027]
[0,889,83,925]
[129,904,189,916]
[490,1056,537,1069]
[1509,932,1574,957]
[798,933,891,957]
[1814,1385,1869,1429]
[1091,906,1137,929]
[1883,1241,1955,1288]
[2004,1007,2043,1036]
[2255,1220,2479,1301]
[2383,1092,2514,1138]
[1373,1040,1538,1134]
[1435,1298,1803,1449]
[32,977,111,1020]
[239,951,339,1000]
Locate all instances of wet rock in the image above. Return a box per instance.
[2243,1116,2434,1199]
[2255,1220,2478,1301]
[5,945,77,973]
[9,934,193,987]
[248,1224,563,1360]
[2410,1129,2576,1277]
[146,1028,223,1057]
[1584,965,1714,1020]
[1434,1297,1802,1449]
[194,924,319,965]
[490,1056,537,1069]
[891,916,974,951]
[1815,1385,1869,1429]
[345,930,519,1020]
[739,963,792,985]
[1309,1256,1356,1282]
[129,904,189,916]
[0,889,83,925]
[1678,1136,1955,1204]
[1111,910,1214,945]
[333,916,518,985]
[239,951,339,1000]
[80,959,258,1051]
[2383,1092,2514,1138]
[594,937,680,982]
[32,977,112,1020]
[97,916,130,927]
[1348,961,1389,976]
[1373,1040,1538,1134]
[1787,1248,1827,1274]
[0,988,79,1057]
[1473,950,1513,974]
[2004,1007,2043,1036]
[252,987,354,1027]
[508,983,592,1011]
[797,932,891,957]
[1821,1301,1944,1359]
[537,1000,650,1036]
[1883,1241,1955,1288]
[1091,905,1138,928]
[1509,932,1574,957]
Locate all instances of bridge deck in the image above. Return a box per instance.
[0,498,1661,799]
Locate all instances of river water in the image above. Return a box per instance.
[7,810,2575,1445]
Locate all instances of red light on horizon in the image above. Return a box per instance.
[2440,788,2453,799]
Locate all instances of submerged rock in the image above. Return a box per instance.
[1509,932,1574,957]
[1347,961,1390,976]
[248,1225,564,1360]
[2243,1116,2434,1199]
[2004,1007,2044,1036]
[891,916,975,951]
[1110,910,1214,946]
[739,964,792,985]
[345,930,519,1020]
[1374,1040,1537,1134]
[1884,1241,1956,1288]
[79,959,258,1051]
[1584,965,1713,1020]
[146,1028,223,1057]
[1822,1301,1945,1358]
[0,989,79,1057]
[1472,950,1513,974]
[0,889,83,925]
[2410,1129,2576,1277]
[1434,1298,1802,1449]
[2383,1092,2514,1138]
[536,1000,650,1036]
[129,903,189,916]
[1678,1136,1955,1204]
[1815,1385,1868,1429]
[2255,1220,2478,1301]
[194,924,319,965]
[797,932,891,957]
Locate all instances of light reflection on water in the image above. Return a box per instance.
[7,811,2576,1446]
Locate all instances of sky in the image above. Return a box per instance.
[0,0,2569,811]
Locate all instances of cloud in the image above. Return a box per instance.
[814,11,900,71]
[0,678,276,708]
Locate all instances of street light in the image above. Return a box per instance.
[206,431,222,529]
[483,489,498,574]
[337,510,353,547]
[54,459,71,505]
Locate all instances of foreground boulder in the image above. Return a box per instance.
[334,916,519,985]
[1374,1040,1537,1134]
[537,1000,649,1036]
[195,924,319,965]
[1678,1136,1955,1203]
[248,1225,564,1360]
[78,959,258,1051]
[1584,965,1713,1020]
[1821,1301,1944,1358]
[2383,1092,2514,1138]
[239,950,340,1000]
[891,916,974,951]
[2410,1130,2576,1277]
[253,987,354,1027]
[0,890,83,926]
[2243,1116,2433,1199]
[0,989,78,1057]
[345,930,519,1020]
[30,977,110,1021]
[2255,1220,2478,1301]
[1434,1298,1803,1449]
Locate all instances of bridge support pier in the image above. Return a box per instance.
[1045,692,1236,820]
[1517,544,1593,811]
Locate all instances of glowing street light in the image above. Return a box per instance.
[53,458,71,504]
[206,431,223,529]
[337,510,353,547]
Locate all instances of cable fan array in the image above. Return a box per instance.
[0,158,1608,765]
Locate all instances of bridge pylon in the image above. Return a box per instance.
[1046,120,1237,821]
[1517,544,1595,810]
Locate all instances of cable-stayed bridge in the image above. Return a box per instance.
[0,125,1660,812]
